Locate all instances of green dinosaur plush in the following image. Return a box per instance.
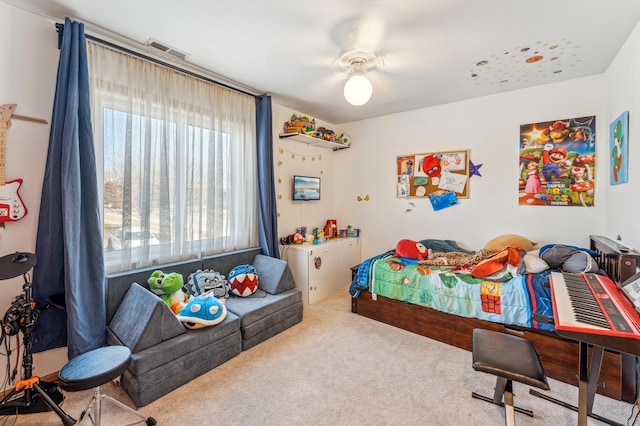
[148,270,189,314]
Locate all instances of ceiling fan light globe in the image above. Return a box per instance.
[344,73,373,106]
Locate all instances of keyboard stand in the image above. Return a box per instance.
[530,342,622,426]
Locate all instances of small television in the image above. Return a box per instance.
[292,175,321,201]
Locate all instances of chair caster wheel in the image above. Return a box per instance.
[146,417,157,425]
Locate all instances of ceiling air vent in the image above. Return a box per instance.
[145,38,190,61]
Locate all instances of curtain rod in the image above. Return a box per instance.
[55,22,262,99]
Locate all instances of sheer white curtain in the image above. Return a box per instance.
[87,41,258,273]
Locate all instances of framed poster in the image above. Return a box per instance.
[519,116,596,207]
[610,111,629,185]
[396,150,469,198]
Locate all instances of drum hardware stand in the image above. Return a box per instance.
[0,252,76,425]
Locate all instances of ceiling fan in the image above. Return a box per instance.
[331,13,387,106]
[338,50,383,106]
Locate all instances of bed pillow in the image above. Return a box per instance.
[540,245,599,274]
[484,234,536,253]
[419,239,475,254]
[522,253,550,273]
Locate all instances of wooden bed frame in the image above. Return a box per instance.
[350,235,639,402]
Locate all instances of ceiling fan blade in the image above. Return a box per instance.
[331,10,386,56]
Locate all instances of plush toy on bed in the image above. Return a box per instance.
[148,270,190,314]
[176,291,227,329]
[393,239,431,261]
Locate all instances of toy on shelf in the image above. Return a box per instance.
[283,114,313,134]
[346,225,360,238]
[281,114,343,141]
[324,219,337,238]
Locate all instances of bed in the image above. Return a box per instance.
[350,235,639,402]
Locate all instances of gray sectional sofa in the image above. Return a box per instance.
[104,248,303,407]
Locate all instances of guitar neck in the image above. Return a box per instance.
[0,104,18,188]
[0,123,5,186]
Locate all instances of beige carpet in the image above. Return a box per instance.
[6,286,636,425]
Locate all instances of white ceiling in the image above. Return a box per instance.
[5,0,640,124]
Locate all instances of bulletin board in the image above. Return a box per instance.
[396,149,470,198]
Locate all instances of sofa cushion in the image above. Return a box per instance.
[225,288,302,327]
[108,310,241,376]
[241,304,303,350]
[252,254,296,295]
[201,248,262,276]
[109,283,186,353]
[241,300,303,340]
[120,328,242,407]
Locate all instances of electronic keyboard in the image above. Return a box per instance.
[549,272,640,355]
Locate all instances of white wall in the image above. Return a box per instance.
[332,76,608,259]
[603,19,640,249]
[0,3,68,380]
[273,103,344,239]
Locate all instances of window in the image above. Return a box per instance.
[88,42,258,273]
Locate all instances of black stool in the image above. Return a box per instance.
[58,346,155,425]
[471,329,549,426]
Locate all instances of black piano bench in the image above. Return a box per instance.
[471,329,549,426]
[58,345,156,426]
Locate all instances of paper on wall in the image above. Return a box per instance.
[397,174,410,197]
[437,171,467,193]
[441,152,466,171]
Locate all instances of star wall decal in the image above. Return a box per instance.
[469,161,483,177]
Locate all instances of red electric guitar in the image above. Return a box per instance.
[0,104,27,221]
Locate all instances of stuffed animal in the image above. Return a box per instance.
[185,269,229,299]
[148,270,190,314]
[394,239,431,261]
[471,247,523,279]
[227,264,259,297]
[176,292,227,329]
[484,234,536,253]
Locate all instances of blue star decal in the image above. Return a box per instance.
[469,161,483,177]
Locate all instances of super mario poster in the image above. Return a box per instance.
[519,116,596,207]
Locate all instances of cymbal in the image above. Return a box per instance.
[0,252,37,280]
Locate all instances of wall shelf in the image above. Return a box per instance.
[278,133,350,151]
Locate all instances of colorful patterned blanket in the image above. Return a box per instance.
[350,254,555,331]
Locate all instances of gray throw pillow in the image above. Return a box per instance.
[253,254,296,295]
[109,282,185,353]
